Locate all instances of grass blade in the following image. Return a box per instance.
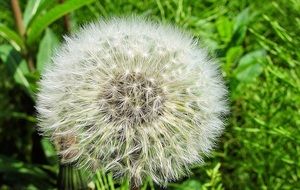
[23,0,44,29]
[0,24,25,51]
[0,44,30,88]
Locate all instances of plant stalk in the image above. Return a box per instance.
[11,0,35,71]
[58,164,87,190]
[59,0,71,33]
[10,0,25,36]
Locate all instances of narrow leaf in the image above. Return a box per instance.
[0,155,55,188]
[24,0,57,30]
[224,46,244,75]
[0,45,30,87]
[216,16,233,42]
[0,45,35,99]
[27,0,95,44]
[41,137,57,162]
[233,8,250,32]
[23,0,43,29]
[230,7,256,45]
[234,50,266,82]
[37,28,59,73]
[0,24,25,51]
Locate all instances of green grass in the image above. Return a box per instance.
[0,0,299,189]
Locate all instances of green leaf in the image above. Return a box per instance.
[24,71,41,99]
[230,8,255,45]
[226,46,244,65]
[0,155,55,189]
[224,46,244,75]
[24,0,57,30]
[0,45,30,87]
[169,179,202,190]
[0,44,36,99]
[234,50,266,82]
[23,0,45,29]
[0,111,36,122]
[216,16,233,43]
[0,24,25,51]
[27,0,95,44]
[107,173,116,190]
[41,137,57,164]
[233,8,249,31]
[37,28,59,73]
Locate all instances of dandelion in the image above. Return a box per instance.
[36,17,228,188]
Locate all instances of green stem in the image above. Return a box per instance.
[57,164,87,190]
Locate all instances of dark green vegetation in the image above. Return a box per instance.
[0,0,299,189]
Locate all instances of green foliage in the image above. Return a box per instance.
[0,24,25,51]
[0,155,56,189]
[0,45,30,91]
[234,49,265,82]
[168,163,224,190]
[37,28,59,72]
[26,0,95,44]
[91,171,155,190]
[0,0,299,189]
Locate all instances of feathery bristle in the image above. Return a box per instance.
[36,17,228,187]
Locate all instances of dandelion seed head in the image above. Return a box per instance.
[98,70,165,125]
[36,17,228,187]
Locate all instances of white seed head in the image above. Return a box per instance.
[36,17,228,187]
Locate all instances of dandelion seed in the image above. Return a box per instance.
[36,17,228,187]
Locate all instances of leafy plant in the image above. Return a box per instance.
[0,0,95,189]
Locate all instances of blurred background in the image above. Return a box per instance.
[0,0,299,189]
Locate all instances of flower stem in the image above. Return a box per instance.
[10,0,35,72]
[57,164,87,190]
[59,0,71,33]
[10,0,25,36]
